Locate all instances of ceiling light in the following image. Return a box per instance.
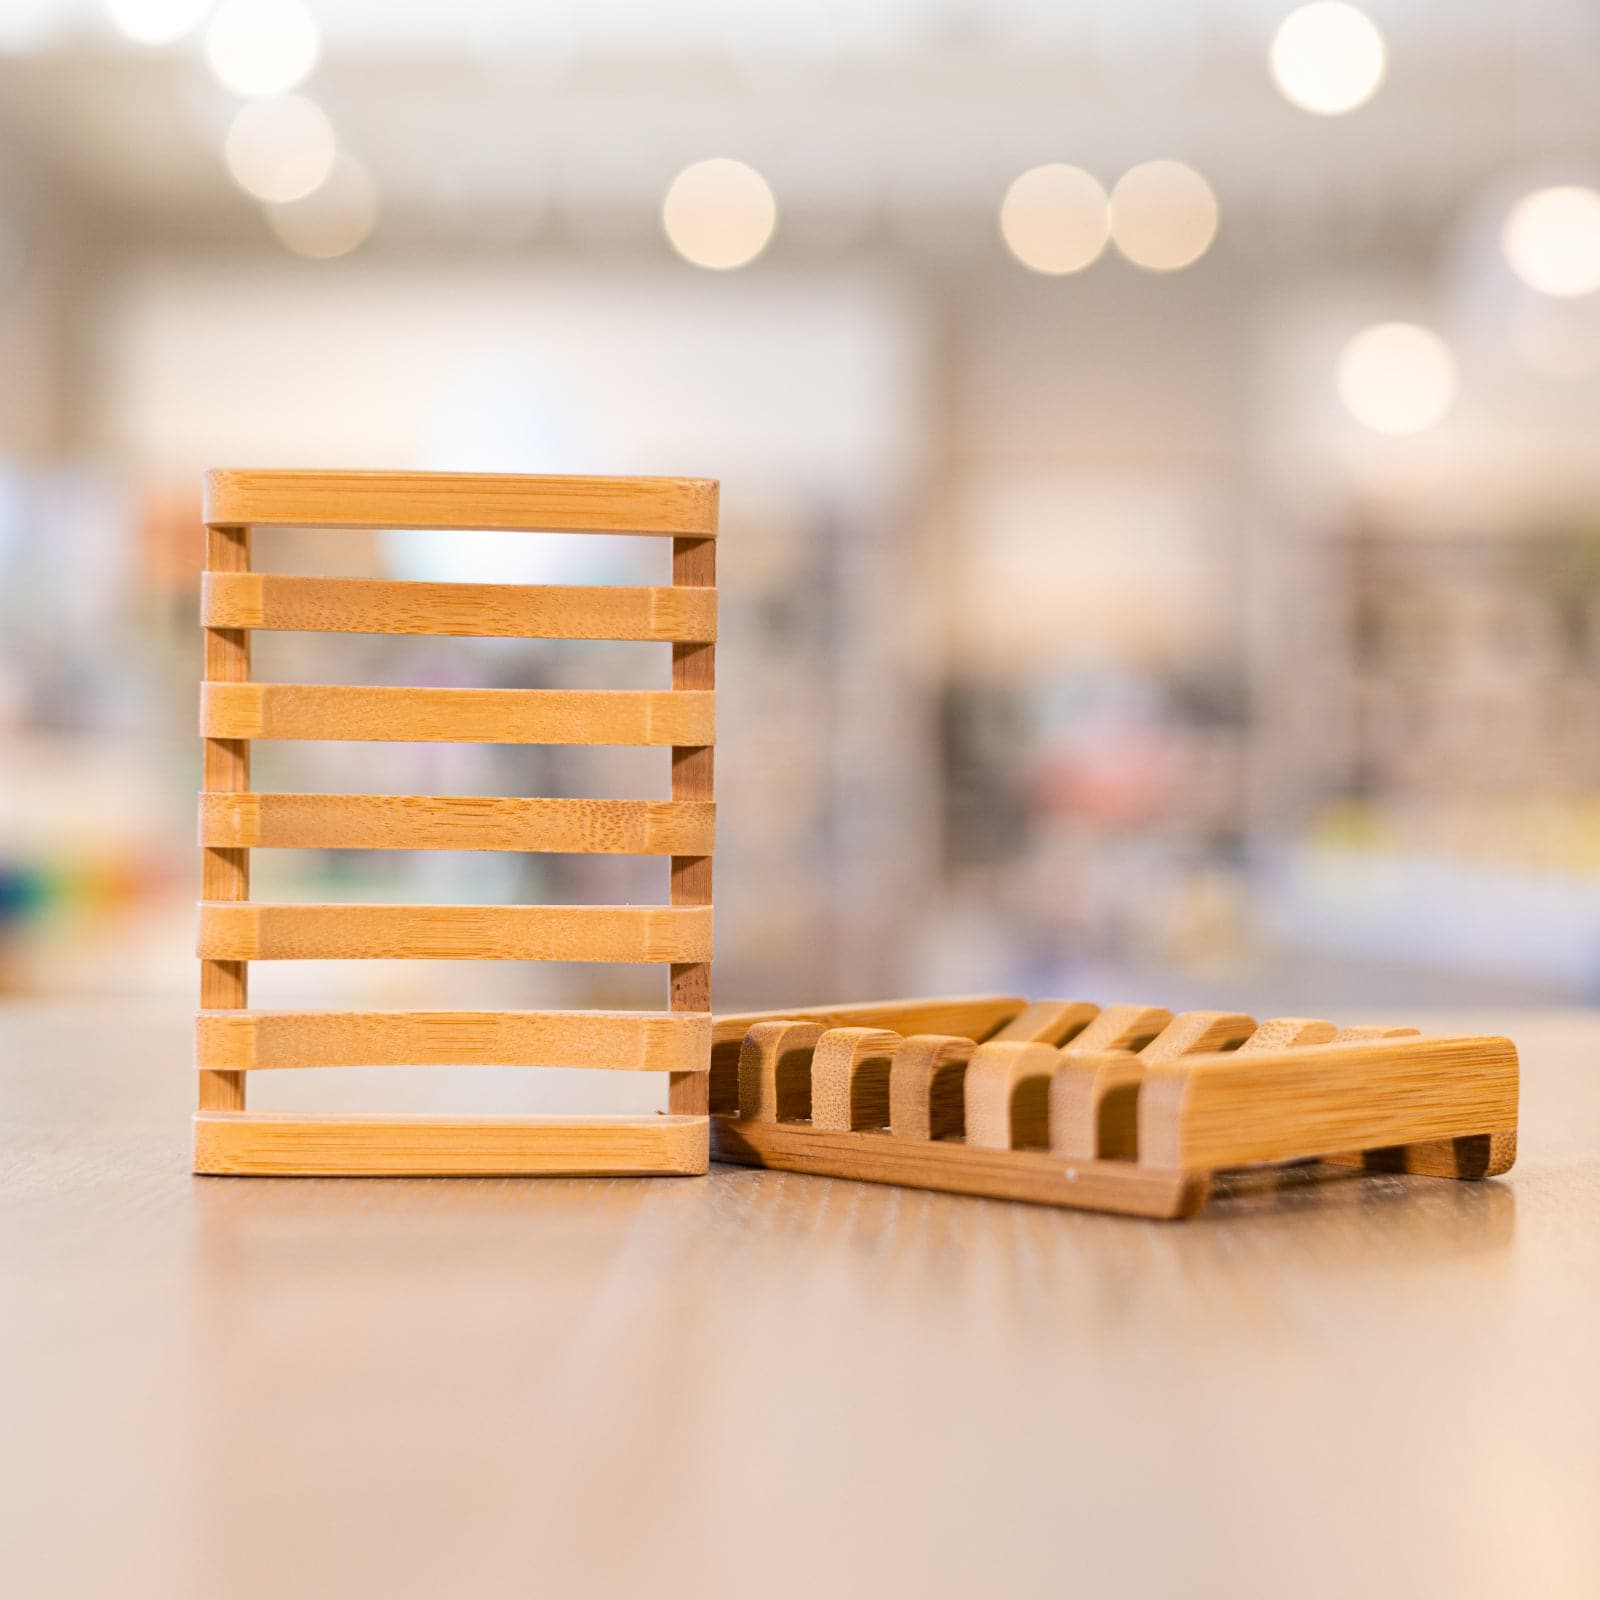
[265,155,379,259]
[1502,186,1600,299]
[205,0,320,97]
[105,0,211,46]
[224,95,336,204]
[1270,4,1387,116]
[1108,161,1219,272]
[998,164,1109,275]
[1336,323,1458,435]
[661,159,777,271]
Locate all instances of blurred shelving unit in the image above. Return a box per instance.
[1252,515,1600,999]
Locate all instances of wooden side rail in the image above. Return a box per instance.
[1137,1035,1519,1174]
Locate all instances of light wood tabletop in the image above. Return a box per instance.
[4,1003,1598,1600]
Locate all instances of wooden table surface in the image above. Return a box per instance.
[4,1003,1598,1599]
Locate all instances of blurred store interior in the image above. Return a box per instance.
[4,1,1600,1111]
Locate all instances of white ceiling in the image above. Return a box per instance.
[0,1,1596,236]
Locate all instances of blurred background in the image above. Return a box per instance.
[4,0,1600,1112]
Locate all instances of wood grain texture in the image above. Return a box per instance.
[736,1020,825,1122]
[195,1111,707,1176]
[963,1040,1063,1150]
[989,999,1099,1045]
[199,522,251,1113]
[711,996,1521,1214]
[203,469,719,535]
[5,1002,1574,1600]
[1319,1026,1484,1175]
[1333,1024,1422,1041]
[200,792,716,855]
[197,902,712,963]
[1141,1011,1258,1061]
[1049,1049,1146,1161]
[888,1034,977,1142]
[201,572,717,641]
[1051,1017,1259,1162]
[196,1009,711,1072]
[669,534,715,1126]
[710,1118,1209,1219]
[1067,1004,1173,1054]
[192,469,718,1177]
[1137,1035,1519,1173]
[809,1027,903,1133]
[200,682,715,746]
[1239,1017,1338,1052]
[711,994,1026,1051]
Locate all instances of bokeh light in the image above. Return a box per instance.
[661,158,777,270]
[264,154,380,259]
[998,164,1109,275]
[104,0,211,46]
[1270,3,1387,116]
[224,95,337,205]
[1108,161,1219,272]
[1336,322,1459,435]
[204,0,321,97]
[1502,186,1600,299]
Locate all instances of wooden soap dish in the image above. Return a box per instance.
[195,469,717,1177]
[707,996,1518,1219]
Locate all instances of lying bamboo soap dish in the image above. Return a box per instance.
[707,996,1517,1219]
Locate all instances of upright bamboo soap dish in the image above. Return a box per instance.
[194,468,717,1177]
[707,996,1518,1218]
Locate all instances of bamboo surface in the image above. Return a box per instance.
[199,793,716,854]
[710,998,1521,1218]
[201,573,717,640]
[198,523,251,1113]
[668,534,714,1129]
[197,902,712,963]
[200,682,715,746]
[708,1120,1208,1218]
[195,1111,707,1176]
[195,469,718,1176]
[204,469,719,534]
[1136,1034,1519,1172]
[196,1009,711,1072]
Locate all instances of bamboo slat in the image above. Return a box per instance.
[197,902,712,963]
[195,1111,708,1176]
[196,1009,710,1072]
[200,683,715,746]
[203,469,718,535]
[199,793,715,855]
[201,573,716,641]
